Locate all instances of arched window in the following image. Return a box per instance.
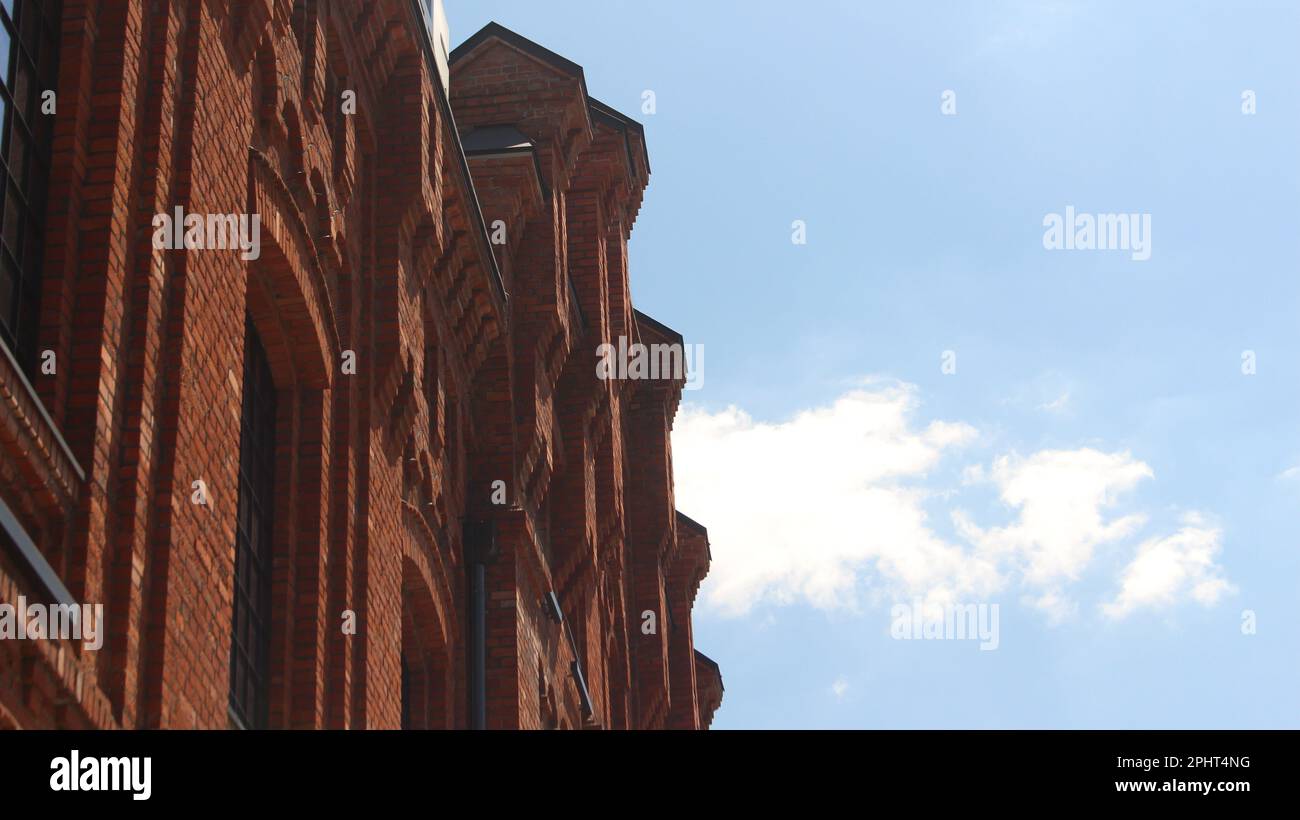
[400,601,436,729]
[228,317,278,729]
[400,558,450,729]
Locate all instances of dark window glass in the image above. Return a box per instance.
[2,184,19,251]
[228,318,278,730]
[0,0,59,373]
[11,51,28,114]
[8,118,27,187]
[17,0,36,55]
[292,0,306,46]
[0,252,14,327]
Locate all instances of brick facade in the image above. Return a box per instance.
[0,1,719,730]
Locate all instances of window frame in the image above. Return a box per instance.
[228,317,279,731]
[0,0,60,372]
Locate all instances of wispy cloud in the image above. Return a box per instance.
[1039,390,1071,413]
[955,448,1152,598]
[830,676,850,700]
[1103,513,1235,619]
[999,371,1076,417]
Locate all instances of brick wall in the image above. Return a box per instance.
[0,2,720,730]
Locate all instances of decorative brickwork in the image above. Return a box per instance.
[0,2,719,730]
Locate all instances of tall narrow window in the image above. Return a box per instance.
[291,0,306,46]
[0,0,60,372]
[229,317,277,729]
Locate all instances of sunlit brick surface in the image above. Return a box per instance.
[0,2,718,730]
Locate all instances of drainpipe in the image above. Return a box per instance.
[464,518,497,730]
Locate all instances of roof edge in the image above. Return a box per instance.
[633,309,684,345]
[450,21,584,78]
[589,97,651,179]
[409,2,508,308]
[694,650,724,691]
[676,510,708,537]
[450,22,596,141]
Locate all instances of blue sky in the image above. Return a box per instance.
[451,1,1300,728]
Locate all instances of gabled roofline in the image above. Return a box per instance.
[451,21,584,79]
[450,22,594,135]
[676,510,712,562]
[633,309,684,346]
[589,97,651,179]
[676,510,708,537]
[694,651,724,692]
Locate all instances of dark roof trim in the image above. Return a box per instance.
[588,97,651,178]
[408,1,508,307]
[694,650,724,691]
[461,124,534,154]
[450,22,595,136]
[676,510,708,537]
[633,308,684,345]
[451,21,584,78]
[462,126,551,201]
[676,510,712,561]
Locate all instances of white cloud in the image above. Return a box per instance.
[673,382,994,616]
[1278,466,1300,482]
[956,449,1153,587]
[1102,514,1235,619]
[674,381,1234,623]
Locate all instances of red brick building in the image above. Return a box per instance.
[0,0,720,730]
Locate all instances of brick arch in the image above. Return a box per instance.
[246,150,339,389]
[400,555,451,729]
[400,499,454,645]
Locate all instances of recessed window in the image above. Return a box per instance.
[0,0,58,372]
[323,59,345,176]
[229,317,278,730]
